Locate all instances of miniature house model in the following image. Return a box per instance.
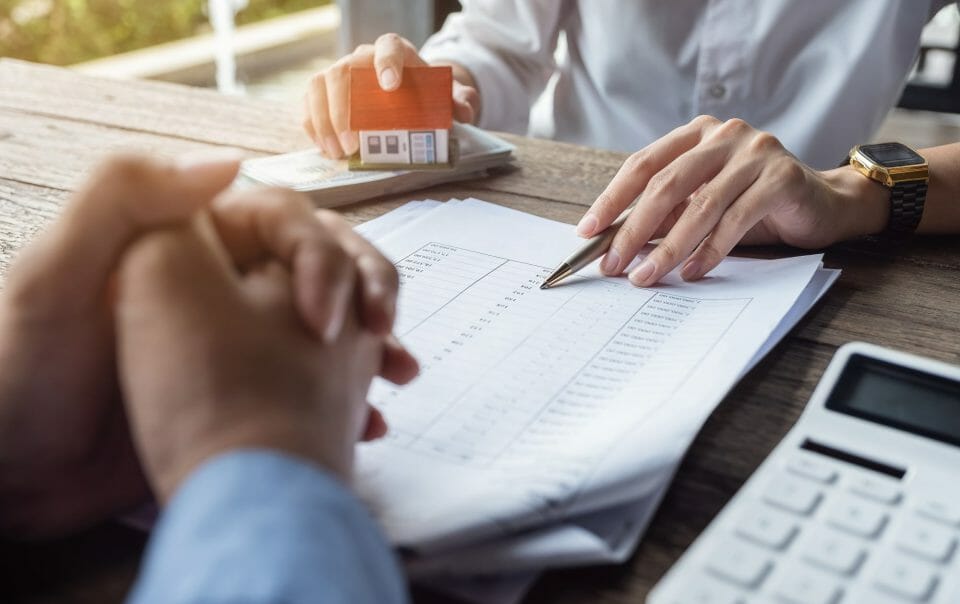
[349,66,454,169]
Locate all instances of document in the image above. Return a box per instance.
[354,198,826,553]
[360,201,837,604]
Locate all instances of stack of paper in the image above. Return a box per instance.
[239,124,514,208]
[355,199,839,604]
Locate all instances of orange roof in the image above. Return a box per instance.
[349,66,453,131]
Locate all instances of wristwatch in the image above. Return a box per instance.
[842,142,929,239]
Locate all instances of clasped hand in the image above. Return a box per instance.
[0,154,417,537]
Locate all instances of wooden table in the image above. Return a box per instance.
[2,58,960,603]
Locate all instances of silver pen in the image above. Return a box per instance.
[540,209,631,289]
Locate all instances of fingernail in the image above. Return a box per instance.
[366,276,396,321]
[681,259,702,281]
[323,135,341,158]
[600,248,621,274]
[338,132,355,156]
[323,301,347,345]
[314,136,328,155]
[453,85,473,108]
[629,258,656,286]
[576,214,599,237]
[377,281,396,312]
[379,68,399,90]
[366,275,385,299]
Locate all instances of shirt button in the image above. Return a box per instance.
[709,83,727,99]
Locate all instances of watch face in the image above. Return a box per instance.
[860,142,924,167]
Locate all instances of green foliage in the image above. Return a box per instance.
[0,0,328,65]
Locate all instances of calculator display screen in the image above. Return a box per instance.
[826,353,960,447]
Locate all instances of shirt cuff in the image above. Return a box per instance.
[127,450,408,604]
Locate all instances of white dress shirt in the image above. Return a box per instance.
[421,0,952,169]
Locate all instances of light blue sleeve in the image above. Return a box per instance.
[127,450,409,604]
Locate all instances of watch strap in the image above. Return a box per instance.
[888,180,927,237]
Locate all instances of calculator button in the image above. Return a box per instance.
[873,554,938,601]
[825,495,889,538]
[799,527,867,575]
[762,475,823,516]
[916,500,960,527]
[772,566,843,604]
[848,476,902,505]
[786,456,838,484]
[705,539,773,588]
[896,518,957,563]
[735,507,798,550]
[864,590,933,604]
[670,576,745,604]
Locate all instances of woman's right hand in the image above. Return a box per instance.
[302,33,479,158]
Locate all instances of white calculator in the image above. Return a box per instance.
[648,342,960,604]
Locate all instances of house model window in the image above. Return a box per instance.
[349,66,454,170]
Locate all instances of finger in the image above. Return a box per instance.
[115,216,245,499]
[240,261,295,318]
[626,159,762,287]
[301,242,356,344]
[301,92,321,151]
[211,188,356,344]
[602,141,732,277]
[682,178,783,281]
[326,61,358,157]
[353,255,398,334]
[452,82,480,124]
[314,210,399,334]
[361,406,388,441]
[305,74,343,158]
[373,34,422,90]
[578,115,721,239]
[379,335,419,385]
[6,153,239,313]
[649,199,690,240]
[326,46,377,157]
[117,214,239,340]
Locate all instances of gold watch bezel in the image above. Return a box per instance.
[848,144,929,188]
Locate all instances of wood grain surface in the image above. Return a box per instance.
[1,58,959,604]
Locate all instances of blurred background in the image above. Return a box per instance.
[1,0,959,142]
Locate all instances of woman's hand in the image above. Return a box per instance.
[577,115,889,286]
[302,33,480,158]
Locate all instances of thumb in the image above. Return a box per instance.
[114,214,243,497]
[452,82,480,124]
[7,153,240,312]
[116,213,241,359]
[372,33,424,91]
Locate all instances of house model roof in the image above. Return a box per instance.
[349,66,454,131]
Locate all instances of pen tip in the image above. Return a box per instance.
[540,263,572,290]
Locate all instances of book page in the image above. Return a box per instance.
[354,199,822,551]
